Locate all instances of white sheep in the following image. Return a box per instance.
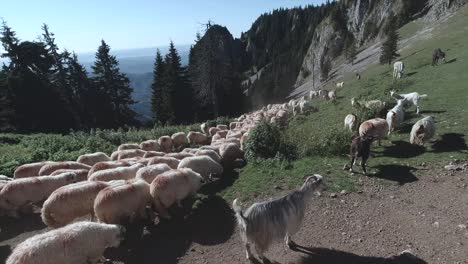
[147,156,180,169]
[209,127,221,137]
[344,114,357,131]
[135,164,172,183]
[38,161,91,176]
[390,91,428,114]
[171,132,188,150]
[115,149,146,160]
[88,163,144,182]
[220,143,244,169]
[88,160,132,177]
[165,152,194,160]
[336,81,344,88]
[139,139,160,151]
[117,143,141,151]
[150,168,204,219]
[359,118,389,145]
[94,179,151,224]
[143,151,166,158]
[187,131,209,145]
[177,156,223,180]
[0,172,80,216]
[195,149,222,163]
[6,221,123,264]
[216,124,228,130]
[158,135,173,153]
[13,161,52,178]
[77,152,110,166]
[386,100,405,134]
[41,181,110,228]
[410,116,436,145]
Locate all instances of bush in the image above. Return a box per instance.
[300,128,353,157]
[245,121,293,162]
[245,122,281,161]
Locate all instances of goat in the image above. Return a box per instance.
[393,61,404,79]
[336,82,344,88]
[348,136,374,175]
[344,114,357,131]
[390,91,427,114]
[432,48,446,66]
[232,175,323,262]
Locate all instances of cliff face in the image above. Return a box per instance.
[293,0,466,93]
[295,0,401,89]
[189,25,245,120]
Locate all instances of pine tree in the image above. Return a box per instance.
[92,40,136,127]
[0,20,20,70]
[151,49,169,124]
[66,52,96,128]
[164,41,192,123]
[379,16,399,65]
[345,39,358,65]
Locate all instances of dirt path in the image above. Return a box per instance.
[1,163,467,264]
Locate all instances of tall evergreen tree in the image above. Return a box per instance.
[92,40,136,127]
[151,49,171,124]
[345,37,358,65]
[164,41,192,123]
[380,16,399,65]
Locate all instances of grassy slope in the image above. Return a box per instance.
[0,8,467,202]
[222,7,468,201]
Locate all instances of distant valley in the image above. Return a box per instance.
[78,45,190,122]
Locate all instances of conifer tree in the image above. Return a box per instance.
[92,40,135,127]
[345,39,357,65]
[151,49,170,124]
[380,16,399,65]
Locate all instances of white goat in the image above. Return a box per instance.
[390,91,428,114]
[344,114,357,131]
[386,100,405,134]
[393,61,404,79]
[336,81,344,88]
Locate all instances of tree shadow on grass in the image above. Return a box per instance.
[381,141,426,158]
[372,164,418,185]
[291,246,428,264]
[418,110,446,114]
[105,195,235,264]
[445,58,457,64]
[431,133,467,153]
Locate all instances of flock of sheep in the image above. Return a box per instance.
[0,68,437,263]
[0,102,311,264]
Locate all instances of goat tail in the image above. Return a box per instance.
[232,199,247,227]
[419,94,428,98]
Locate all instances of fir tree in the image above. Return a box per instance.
[151,49,170,124]
[379,16,399,65]
[92,40,136,127]
[345,38,358,65]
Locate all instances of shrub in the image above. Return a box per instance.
[300,128,354,157]
[244,122,281,161]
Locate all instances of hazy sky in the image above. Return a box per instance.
[1,0,325,53]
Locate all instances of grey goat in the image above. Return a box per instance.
[232,174,323,262]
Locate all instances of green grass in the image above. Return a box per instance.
[220,7,468,200]
[1,8,467,202]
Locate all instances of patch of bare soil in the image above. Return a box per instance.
[1,163,467,264]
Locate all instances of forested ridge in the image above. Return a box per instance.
[0,0,431,132]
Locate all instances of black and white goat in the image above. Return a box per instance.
[232,175,323,262]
